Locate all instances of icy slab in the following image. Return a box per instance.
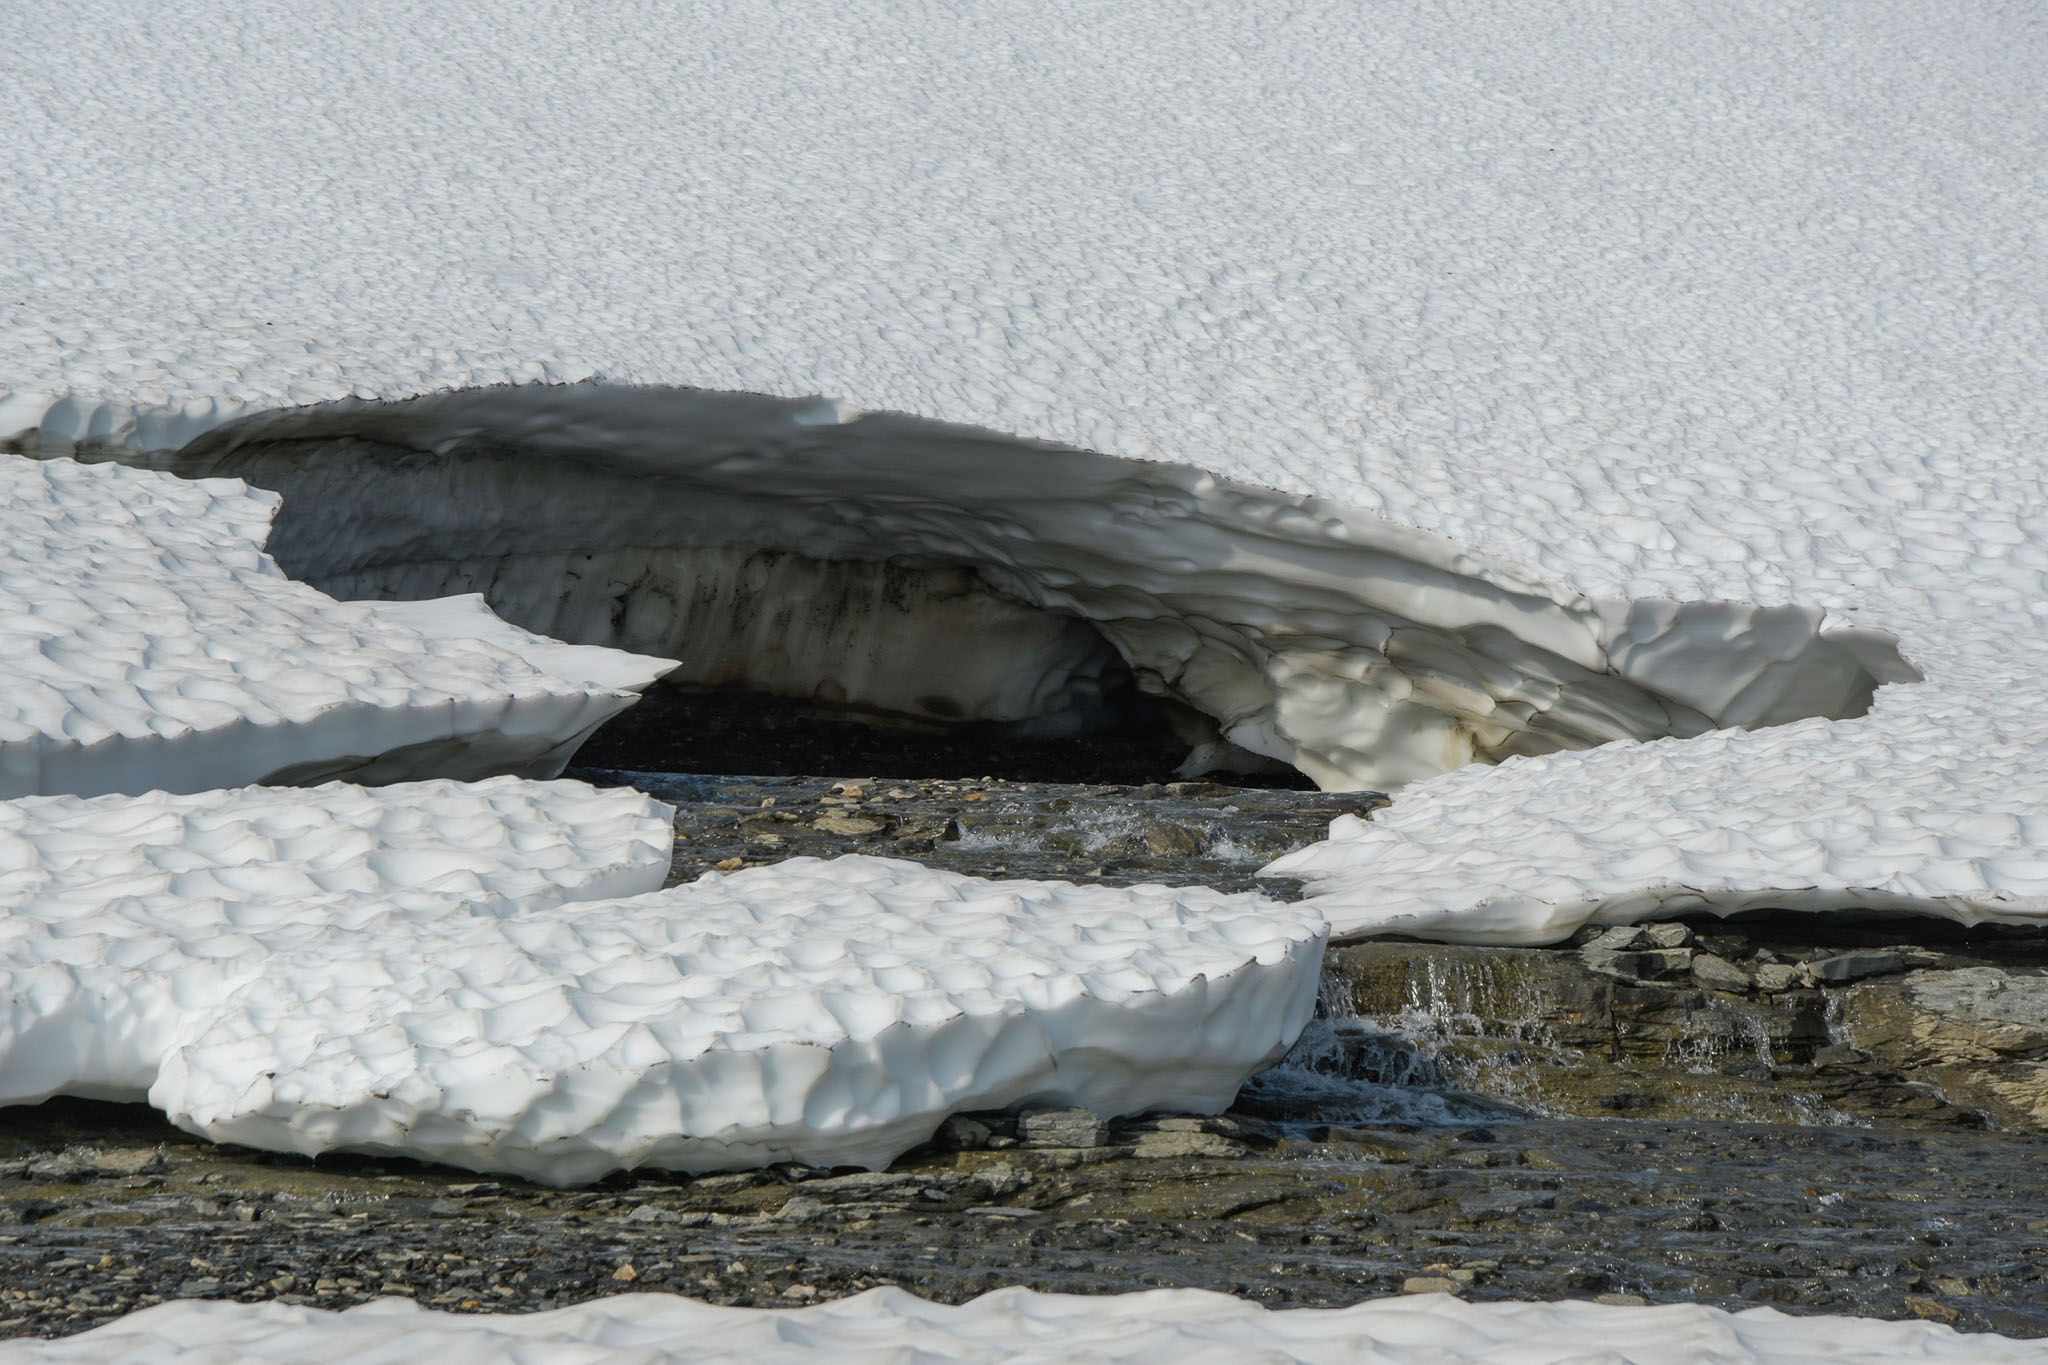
[1267,719,2048,945]
[4,2,2048,936]
[0,780,1318,1180]
[162,856,1323,1182]
[0,777,675,1107]
[0,457,675,797]
[7,1288,2043,1365]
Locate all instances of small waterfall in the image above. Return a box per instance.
[1235,974,1525,1127]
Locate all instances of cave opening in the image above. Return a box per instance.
[65,380,1921,797]
[570,670,1312,789]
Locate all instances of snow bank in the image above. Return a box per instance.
[0,780,1318,1181]
[0,458,676,797]
[165,855,1321,1181]
[6,1287,2042,1364]
[1267,721,2048,944]
[5,0,2046,938]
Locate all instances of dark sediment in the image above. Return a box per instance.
[571,685,1315,789]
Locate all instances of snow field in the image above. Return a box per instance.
[8,0,2045,940]
[3,1286,2042,1364]
[0,778,675,1107]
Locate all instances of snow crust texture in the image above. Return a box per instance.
[169,856,1321,1182]
[0,780,1318,1181]
[0,458,674,797]
[0,778,674,1109]
[4,1,2047,939]
[6,1288,2042,1364]
[1268,721,2048,944]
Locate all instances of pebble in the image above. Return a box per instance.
[1402,1276,1461,1294]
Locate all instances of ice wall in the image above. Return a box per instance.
[324,544,1134,735]
[94,383,1911,792]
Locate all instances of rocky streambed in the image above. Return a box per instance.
[4,771,2047,1340]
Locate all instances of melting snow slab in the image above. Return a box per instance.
[0,457,675,797]
[0,780,1320,1182]
[0,776,676,1108]
[164,857,1323,1182]
[4,1287,2042,1364]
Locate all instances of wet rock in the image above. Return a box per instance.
[774,1196,832,1222]
[934,1116,994,1151]
[1581,947,1693,983]
[3,1096,2048,1338]
[626,1205,682,1224]
[1753,963,1804,993]
[1401,1276,1460,1294]
[1318,941,1859,1125]
[1845,969,2048,1129]
[1129,1132,1247,1160]
[1141,823,1205,858]
[1584,923,1692,953]
[1689,952,1752,993]
[1807,950,1908,984]
[1018,1110,1110,1149]
[812,811,888,838]
[573,769,1382,899]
